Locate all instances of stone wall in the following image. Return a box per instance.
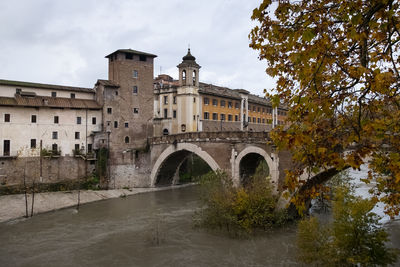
[0,156,94,186]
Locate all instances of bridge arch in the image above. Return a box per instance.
[151,143,220,186]
[233,146,278,187]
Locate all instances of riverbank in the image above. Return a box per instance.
[0,184,194,223]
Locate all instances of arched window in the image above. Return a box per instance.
[163,129,169,136]
[124,136,130,144]
[192,70,196,85]
[182,70,186,83]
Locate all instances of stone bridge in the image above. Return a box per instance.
[149,131,293,188]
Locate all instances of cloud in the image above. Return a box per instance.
[0,0,275,95]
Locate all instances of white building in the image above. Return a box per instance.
[0,79,102,157]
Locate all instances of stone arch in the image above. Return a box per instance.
[233,146,278,187]
[151,143,220,186]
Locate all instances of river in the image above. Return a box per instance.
[0,177,399,266]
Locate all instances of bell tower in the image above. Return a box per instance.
[176,49,202,133]
[178,49,200,87]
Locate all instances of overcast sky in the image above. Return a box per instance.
[0,0,275,96]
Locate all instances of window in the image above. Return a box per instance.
[212,99,218,106]
[88,144,93,153]
[173,110,177,118]
[193,115,196,121]
[77,117,82,124]
[262,108,265,113]
[193,97,196,103]
[173,96,177,104]
[133,70,138,78]
[51,92,57,97]
[163,109,168,119]
[107,121,111,126]
[16,88,21,94]
[115,90,118,96]
[70,93,75,99]
[253,106,256,112]
[257,118,261,123]
[92,117,96,125]
[235,102,240,109]
[31,115,37,123]
[204,112,209,120]
[220,100,226,107]
[114,121,118,128]
[4,114,10,122]
[139,55,147,61]
[133,108,139,114]
[125,53,133,60]
[235,115,239,121]
[253,117,256,123]
[30,139,36,149]
[220,114,226,121]
[74,144,80,151]
[192,70,196,85]
[257,107,260,112]
[248,117,251,122]
[52,144,58,153]
[125,122,129,128]
[107,108,112,114]
[52,131,58,139]
[133,86,138,94]
[54,116,59,124]
[228,114,232,121]
[204,97,209,105]
[164,95,168,104]
[228,102,232,108]
[182,70,186,82]
[212,113,218,120]
[75,132,80,139]
[125,136,130,143]
[262,118,265,124]
[3,140,10,156]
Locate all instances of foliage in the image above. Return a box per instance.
[250,0,400,216]
[82,174,100,190]
[179,154,212,183]
[297,186,398,266]
[195,165,288,236]
[96,148,108,179]
[41,147,61,157]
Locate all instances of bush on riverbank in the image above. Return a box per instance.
[297,184,399,266]
[195,163,289,235]
[0,174,100,195]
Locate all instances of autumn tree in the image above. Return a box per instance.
[250,0,400,216]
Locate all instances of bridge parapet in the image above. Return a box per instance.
[150,131,271,145]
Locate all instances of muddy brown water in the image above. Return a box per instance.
[0,186,399,266]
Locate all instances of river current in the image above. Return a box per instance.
[0,174,399,266]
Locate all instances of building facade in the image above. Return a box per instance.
[0,48,287,188]
[153,49,288,136]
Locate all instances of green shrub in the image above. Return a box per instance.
[195,166,288,236]
[297,185,399,266]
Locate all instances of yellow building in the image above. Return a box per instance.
[153,49,287,136]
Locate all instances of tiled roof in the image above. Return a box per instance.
[0,79,94,93]
[105,49,157,58]
[199,82,273,107]
[96,79,120,87]
[0,95,101,109]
